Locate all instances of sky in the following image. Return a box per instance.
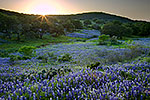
[0,0,150,21]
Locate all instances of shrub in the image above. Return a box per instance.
[110,36,122,45]
[92,24,101,30]
[21,56,31,60]
[101,21,131,39]
[0,50,9,57]
[0,49,18,57]
[84,19,92,26]
[9,55,31,62]
[87,62,100,69]
[36,56,44,60]
[143,57,150,63]
[98,34,121,45]
[125,39,133,44]
[18,46,36,56]
[37,52,57,63]
[9,55,18,62]
[95,19,105,24]
[98,34,110,45]
[71,20,83,29]
[47,52,54,57]
[36,53,48,63]
[58,53,72,62]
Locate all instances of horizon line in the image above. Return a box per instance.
[0,8,149,22]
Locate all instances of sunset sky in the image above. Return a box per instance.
[0,0,149,21]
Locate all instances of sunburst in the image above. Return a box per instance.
[35,14,50,24]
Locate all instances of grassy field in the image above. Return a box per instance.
[0,35,150,100]
[0,35,86,53]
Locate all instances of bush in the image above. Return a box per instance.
[58,53,72,62]
[125,39,133,44]
[110,36,121,45]
[0,49,18,57]
[98,34,110,45]
[37,52,57,63]
[21,56,31,60]
[98,34,121,45]
[0,50,9,57]
[9,55,18,62]
[92,24,101,30]
[87,62,100,69]
[84,19,92,26]
[71,20,83,29]
[37,55,48,63]
[9,55,31,62]
[18,46,36,56]
[63,20,75,32]
[101,21,131,38]
[145,57,150,63]
[127,44,145,59]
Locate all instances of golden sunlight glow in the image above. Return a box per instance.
[36,14,50,24]
[11,0,80,15]
[30,3,58,15]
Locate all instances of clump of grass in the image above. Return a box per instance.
[18,46,36,56]
[98,34,122,45]
[58,53,72,62]
[0,35,79,54]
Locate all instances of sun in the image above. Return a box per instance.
[30,3,58,15]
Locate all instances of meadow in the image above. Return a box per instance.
[0,9,150,100]
[0,36,150,100]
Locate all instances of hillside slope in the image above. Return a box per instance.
[0,9,133,22]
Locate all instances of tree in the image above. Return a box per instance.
[84,19,92,26]
[101,21,132,38]
[50,24,65,37]
[134,22,150,36]
[71,19,83,29]
[0,13,17,40]
[62,20,75,32]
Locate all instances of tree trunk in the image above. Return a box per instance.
[17,33,20,41]
[40,33,43,39]
[8,34,11,40]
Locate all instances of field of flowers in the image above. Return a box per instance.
[0,38,150,99]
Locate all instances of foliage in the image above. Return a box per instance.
[125,39,133,44]
[110,36,122,45]
[9,55,31,62]
[71,19,83,29]
[98,34,110,45]
[141,57,150,63]
[9,55,18,62]
[58,53,72,62]
[83,19,92,26]
[98,34,121,45]
[92,24,101,30]
[101,21,134,38]
[0,12,18,39]
[37,52,57,63]
[0,62,149,99]
[94,19,105,24]
[133,22,150,36]
[87,62,100,69]
[0,50,9,57]
[18,46,36,56]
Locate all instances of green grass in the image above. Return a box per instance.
[0,35,81,54]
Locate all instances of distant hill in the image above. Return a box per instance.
[52,12,134,23]
[0,9,23,16]
[0,9,35,17]
[0,8,143,23]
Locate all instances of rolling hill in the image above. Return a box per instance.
[0,9,133,22]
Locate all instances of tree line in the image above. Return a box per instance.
[0,12,83,41]
[0,12,150,41]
